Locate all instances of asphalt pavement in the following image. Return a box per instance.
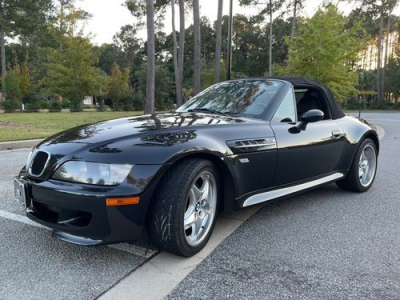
[167,113,400,299]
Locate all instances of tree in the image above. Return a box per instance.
[178,0,185,103]
[145,0,155,114]
[126,0,155,114]
[0,0,52,84]
[171,0,181,106]
[135,64,174,110]
[2,69,21,112]
[45,36,102,111]
[192,0,201,95]
[106,63,132,110]
[349,0,399,103]
[113,24,144,69]
[385,54,400,103]
[240,0,285,76]
[286,4,365,101]
[14,54,30,95]
[288,0,304,41]
[214,0,223,83]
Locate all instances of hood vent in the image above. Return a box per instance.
[226,138,277,153]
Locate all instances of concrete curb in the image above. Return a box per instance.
[0,139,43,151]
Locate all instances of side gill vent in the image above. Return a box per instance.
[226,138,277,153]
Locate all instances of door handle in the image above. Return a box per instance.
[331,130,343,139]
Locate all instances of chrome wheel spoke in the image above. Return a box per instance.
[184,170,217,247]
[184,211,196,230]
[192,216,204,238]
[199,177,211,200]
[358,144,377,187]
[191,184,202,201]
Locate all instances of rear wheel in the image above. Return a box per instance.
[336,138,377,192]
[147,159,219,257]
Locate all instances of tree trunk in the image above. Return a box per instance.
[178,0,185,102]
[0,22,5,83]
[381,15,391,104]
[145,0,155,114]
[171,0,182,107]
[376,12,384,104]
[0,4,6,83]
[214,0,223,83]
[193,0,201,95]
[290,0,297,42]
[268,0,273,77]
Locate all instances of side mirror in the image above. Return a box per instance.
[295,109,324,131]
[301,109,324,123]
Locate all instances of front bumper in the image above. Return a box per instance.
[17,166,163,245]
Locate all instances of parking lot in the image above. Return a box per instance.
[1,113,399,299]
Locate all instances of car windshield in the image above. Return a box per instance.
[176,80,283,118]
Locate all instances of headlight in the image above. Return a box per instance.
[52,161,133,186]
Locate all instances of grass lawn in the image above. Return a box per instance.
[0,111,144,142]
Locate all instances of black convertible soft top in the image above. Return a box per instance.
[269,76,345,120]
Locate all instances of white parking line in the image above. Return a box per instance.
[108,244,157,259]
[0,209,154,259]
[0,209,49,230]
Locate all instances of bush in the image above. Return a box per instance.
[1,99,21,112]
[49,101,62,112]
[25,102,40,112]
[61,98,70,109]
[2,70,22,112]
[39,100,50,109]
[368,102,392,110]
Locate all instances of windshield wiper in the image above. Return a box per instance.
[188,108,231,116]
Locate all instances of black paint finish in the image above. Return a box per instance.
[16,78,379,246]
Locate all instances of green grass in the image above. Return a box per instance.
[0,111,144,142]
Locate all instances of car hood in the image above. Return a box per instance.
[39,112,252,146]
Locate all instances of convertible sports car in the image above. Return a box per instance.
[14,77,379,257]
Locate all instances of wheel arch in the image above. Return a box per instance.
[362,131,380,154]
[149,152,236,214]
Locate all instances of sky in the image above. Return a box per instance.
[78,0,400,46]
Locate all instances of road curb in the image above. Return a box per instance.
[0,139,43,151]
[99,204,264,300]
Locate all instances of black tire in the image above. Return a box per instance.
[336,138,377,192]
[147,159,219,257]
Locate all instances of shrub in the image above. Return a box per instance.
[25,102,40,112]
[61,98,70,109]
[39,100,50,109]
[1,99,20,112]
[2,70,22,112]
[49,101,62,112]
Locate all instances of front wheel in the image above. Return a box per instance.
[336,138,377,192]
[147,159,219,257]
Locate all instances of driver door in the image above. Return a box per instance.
[270,88,345,186]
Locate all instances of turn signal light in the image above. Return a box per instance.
[106,197,140,206]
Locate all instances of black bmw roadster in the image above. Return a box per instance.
[14,77,379,257]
